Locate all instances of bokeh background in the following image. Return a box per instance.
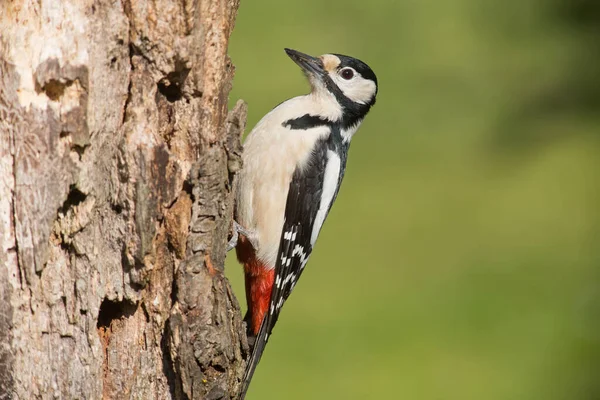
[225,0,600,399]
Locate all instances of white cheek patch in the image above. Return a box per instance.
[332,74,377,105]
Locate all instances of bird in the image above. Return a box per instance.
[231,48,378,399]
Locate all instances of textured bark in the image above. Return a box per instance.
[0,0,247,399]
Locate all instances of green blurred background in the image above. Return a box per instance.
[225,0,600,399]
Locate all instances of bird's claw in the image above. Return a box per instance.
[227,220,257,252]
[227,223,239,252]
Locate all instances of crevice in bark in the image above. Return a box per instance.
[161,320,184,400]
[121,42,135,126]
[9,118,23,291]
[170,272,179,306]
[122,75,133,126]
[10,194,22,291]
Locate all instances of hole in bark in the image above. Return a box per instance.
[157,79,183,102]
[182,180,194,199]
[42,79,73,101]
[96,298,137,330]
[72,144,87,159]
[157,62,190,103]
[59,186,87,215]
[211,363,226,373]
[58,239,74,256]
[111,202,124,214]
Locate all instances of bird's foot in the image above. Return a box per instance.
[227,220,257,252]
[226,221,240,252]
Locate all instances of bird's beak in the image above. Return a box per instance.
[284,48,325,78]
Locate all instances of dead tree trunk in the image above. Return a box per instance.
[0,0,247,399]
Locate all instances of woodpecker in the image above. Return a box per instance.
[232,48,378,398]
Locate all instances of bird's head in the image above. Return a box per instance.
[284,48,378,121]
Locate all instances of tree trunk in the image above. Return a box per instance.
[0,0,247,399]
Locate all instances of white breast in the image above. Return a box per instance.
[236,95,336,268]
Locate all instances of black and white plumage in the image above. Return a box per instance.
[234,48,378,399]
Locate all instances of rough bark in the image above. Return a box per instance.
[0,0,247,399]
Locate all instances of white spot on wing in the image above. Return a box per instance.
[283,273,296,286]
[292,244,305,259]
[310,151,341,245]
[300,259,308,270]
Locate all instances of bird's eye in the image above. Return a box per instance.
[340,68,354,80]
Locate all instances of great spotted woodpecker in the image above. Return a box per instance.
[231,48,378,398]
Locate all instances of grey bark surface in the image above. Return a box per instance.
[0,0,248,399]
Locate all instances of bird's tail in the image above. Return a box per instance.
[236,235,274,399]
[239,317,270,399]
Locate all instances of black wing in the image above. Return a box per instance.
[240,141,341,399]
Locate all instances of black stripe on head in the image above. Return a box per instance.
[321,54,378,129]
[323,83,372,130]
